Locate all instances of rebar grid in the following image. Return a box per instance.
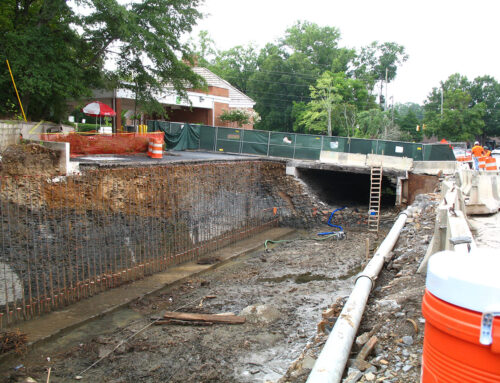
[0,162,279,326]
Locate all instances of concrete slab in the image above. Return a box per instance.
[6,227,295,354]
[413,161,457,175]
[367,154,413,172]
[320,151,367,168]
[73,151,259,169]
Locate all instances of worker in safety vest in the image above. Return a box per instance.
[484,146,491,157]
[471,141,485,170]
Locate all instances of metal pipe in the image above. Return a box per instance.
[306,209,410,383]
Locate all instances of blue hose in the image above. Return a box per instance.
[318,206,346,236]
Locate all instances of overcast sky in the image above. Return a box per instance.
[191,0,500,105]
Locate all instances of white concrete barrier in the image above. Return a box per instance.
[461,169,473,196]
[418,180,477,272]
[367,153,413,172]
[319,151,367,168]
[412,161,457,176]
[466,172,500,215]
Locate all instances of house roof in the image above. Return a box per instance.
[192,67,255,109]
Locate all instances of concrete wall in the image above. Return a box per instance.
[0,121,20,150]
[320,151,414,172]
[418,179,476,272]
[412,161,457,175]
[1,120,72,150]
[319,151,367,168]
[407,174,440,205]
[27,139,70,175]
[366,153,413,172]
[320,150,458,177]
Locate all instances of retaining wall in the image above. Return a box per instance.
[0,160,323,326]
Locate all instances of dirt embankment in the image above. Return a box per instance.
[1,143,61,177]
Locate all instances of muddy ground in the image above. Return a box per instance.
[1,195,438,383]
[280,193,439,383]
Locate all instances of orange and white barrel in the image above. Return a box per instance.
[150,138,163,159]
[478,156,487,170]
[485,157,497,172]
[457,155,472,162]
[147,140,152,157]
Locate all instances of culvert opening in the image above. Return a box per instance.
[297,168,396,207]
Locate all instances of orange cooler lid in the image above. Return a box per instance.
[426,250,500,313]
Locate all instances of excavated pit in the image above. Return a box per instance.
[0,153,402,383]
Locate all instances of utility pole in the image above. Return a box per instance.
[440,86,444,117]
[390,96,394,123]
[384,68,388,111]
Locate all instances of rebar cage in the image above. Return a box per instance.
[0,162,279,326]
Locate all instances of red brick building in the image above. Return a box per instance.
[76,67,256,132]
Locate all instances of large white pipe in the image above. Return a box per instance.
[306,209,410,383]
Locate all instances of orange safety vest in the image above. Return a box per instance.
[471,145,484,157]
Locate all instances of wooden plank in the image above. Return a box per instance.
[163,311,246,324]
[155,319,214,326]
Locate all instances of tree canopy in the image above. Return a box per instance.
[192,22,409,136]
[422,73,499,142]
[0,0,204,121]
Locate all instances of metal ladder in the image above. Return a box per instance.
[368,166,383,232]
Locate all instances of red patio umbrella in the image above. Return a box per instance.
[82,101,116,117]
[82,101,116,132]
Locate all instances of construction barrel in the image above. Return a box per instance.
[485,157,497,172]
[478,156,487,170]
[149,137,163,159]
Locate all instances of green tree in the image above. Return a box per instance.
[469,75,500,138]
[281,21,345,69]
[219,109,259,127]
[394,102,424,120]
[356,108,403,140]
[189,30,217,67]
[247,43,317,131]
[294,71,375,136]
[393,103,424,141]
[396,109,421,141]
[0,0,205,121]
[354,41,408,106]
[0,0,97,119]
[209,45,258,94]
[247,21,358,132]
[424,74,485,141]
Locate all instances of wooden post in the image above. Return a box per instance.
[365,238,370,261]
[115,97,122,132]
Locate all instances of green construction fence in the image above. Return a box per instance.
[147,121,455,161]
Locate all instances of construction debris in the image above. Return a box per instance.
[0,330,27,354]
[162,311,246,324]
[198,295,216,307]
